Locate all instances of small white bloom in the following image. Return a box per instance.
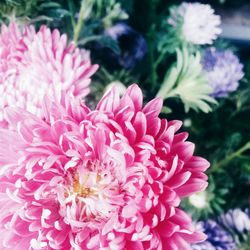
[170,2,221,45]
[189,191,208,209]
[183,118,192,127]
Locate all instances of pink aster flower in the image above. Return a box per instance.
[0,84,209,249]
[0,22,98,126]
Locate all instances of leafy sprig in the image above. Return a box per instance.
[157,47,217,113]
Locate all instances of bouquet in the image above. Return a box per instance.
[0,0,249,249]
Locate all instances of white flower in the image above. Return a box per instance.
[170,2,221,45]
[189,191,208,209]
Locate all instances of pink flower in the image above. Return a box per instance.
[0,84,209,249]
[0,22,98,126]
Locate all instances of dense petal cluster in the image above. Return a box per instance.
[0,22,98,126]
[202,48,244,97]
[169,2,221,45]
[0,84,209,249]
[192,220,236,250]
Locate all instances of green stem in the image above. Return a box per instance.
[96,0,103,18]
[148,27,157,92]
[73,0,85,43]
[154,52,166,69]
[67,0,76,29]
[209,142,250,173]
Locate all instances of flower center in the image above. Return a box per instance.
[73,181,93,198]
[72,171,102,198]
[59,158,124,228]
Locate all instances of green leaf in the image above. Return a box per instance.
[78,33,120,54]
[157,47,217,113]
[38,2,61,9]
[161,106,172,114]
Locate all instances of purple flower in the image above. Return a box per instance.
[218,209,250,235]
[105,23,147,69]
[192,220,236,250]
[202,48,244,98]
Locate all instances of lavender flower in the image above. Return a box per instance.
[169,2,221,45]
[202,48,244,97]
[105,23,147,69]
[218,209,250,235]
[192,220,236,250]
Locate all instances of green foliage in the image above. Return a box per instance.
[182,175,229,220]
[0,0,39,18]
[100,0,128,27]
[0,0,66,24]
[157,22,184,55]
[239,235,250,250]
[97,67,137,87]
[185,79,250,210]
[78,35,121,54]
